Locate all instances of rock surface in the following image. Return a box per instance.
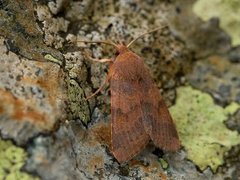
[0,0,239,179]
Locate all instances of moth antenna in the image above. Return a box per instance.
[127,25,168,48]
[116,35,124,45]
[77,40,118,49]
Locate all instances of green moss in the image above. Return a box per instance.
[170,86,240,172]
[0,139,39,180]
[193,0,240,46]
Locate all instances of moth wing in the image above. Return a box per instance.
[111,76,150,163]
[140,72,180,151]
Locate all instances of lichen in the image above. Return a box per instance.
[44,54,62,66]
[0,0,63,61]
[193,0,240,46]
[0,139,39,180]
[159,158,168,170]
[67,78,90,124]
[170,86,240,172]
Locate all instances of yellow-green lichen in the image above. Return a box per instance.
[170,86,240,172]
[44,54,62,66]
[193,0,240,46]
[67,78,90,124]
[0,139,39,180]
[159,158,168,170]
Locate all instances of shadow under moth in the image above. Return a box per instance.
[81,27,180,163]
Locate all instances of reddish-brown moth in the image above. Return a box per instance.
[81,27,180,163]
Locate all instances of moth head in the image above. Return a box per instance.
[116,44,129,54]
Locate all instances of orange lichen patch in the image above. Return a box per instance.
[21,62,65,107]
[128,159,144,167]
[159,172,167,180]
[36,67,65,106]
[88,155,104,174]
[208,56,227,72]
[128,158,160,171]
[0,88,48,126]
[129,157,166,179]
[143,160,163,174]
[88,121,111,147]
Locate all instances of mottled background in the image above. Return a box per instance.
[0,0,240,179]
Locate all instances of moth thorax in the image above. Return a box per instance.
[116,45,129,54]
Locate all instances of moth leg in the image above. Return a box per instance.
[88,56,112,63]
[85,75,111,100]
[84,51,113,63]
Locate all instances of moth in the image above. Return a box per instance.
[81,27,180,163]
